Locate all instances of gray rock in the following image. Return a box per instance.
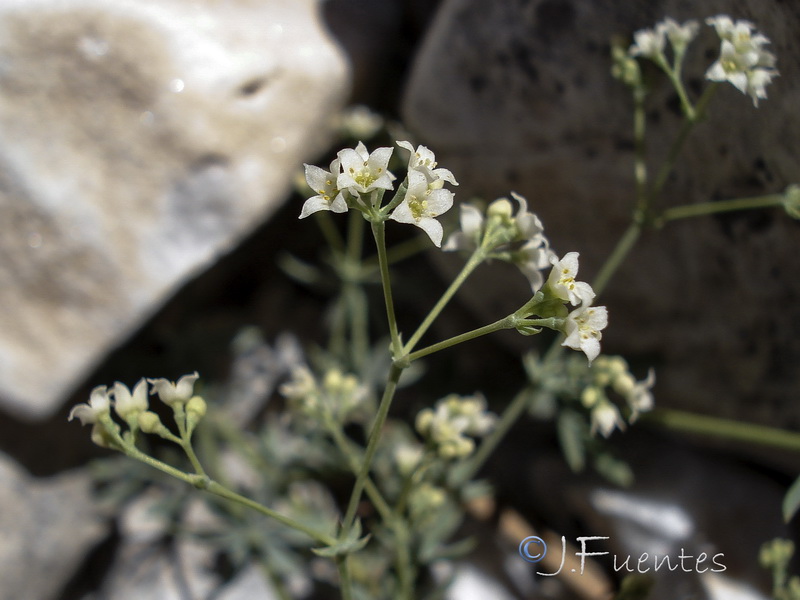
[0,0,350,419]
[402,0,800,425]
[0,451,107,600]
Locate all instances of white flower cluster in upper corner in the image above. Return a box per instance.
[415,393,496,459]
[300,140,458,247]
[705,15,778,107]
[444,192,555,292]
[546,252,608,364]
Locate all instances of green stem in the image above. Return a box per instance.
[632,85,649,215]
[642,408,800,453]
[404,249,487,354]
[660,194,785,223]
[336,557,355,600]
[371,220,403,358]
[406,316,515,364]
[650,84,717,201]
[590,222,642,298]
[343,364,404,530]
[328,422,395,524]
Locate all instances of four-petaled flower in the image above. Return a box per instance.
[546,252,595,306]
[389,169,454,247]
[69,385,111,425]
[397,141,458,187]
[113,379,149,419]
[300,158,348,218]
[336,141,395,196]
[562,305,609,364]
[705,15,778,107]
[148,372,200,406]
[629,26,666,59]
[443,203,484,252]
[512,239,556,293]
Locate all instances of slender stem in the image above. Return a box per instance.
[642,408,800,453]
[632,85,649,215]
[651,84,717,201]
[371,220,403,358]
[343,364,403,530]
[336,557,354,600]
[181,439,207,478]
[205,480,337,545]
[660,194,785,223]
[328,421,394,523]
[591,223,642,298]
[109,422,337,546]
[404,249,486,354]
[407,316,515,364]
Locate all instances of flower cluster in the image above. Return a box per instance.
[542,252,608,363]
[69,373,203,447]
[444,193,555,292]
[280,366,371,425]
[301,141,458,247]
[581,356,655,437]
[415,394,496,459]
[705,15,778,107]
[629,17,700,60]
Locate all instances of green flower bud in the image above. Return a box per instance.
[138,411,164,434]
[186,395,207,421]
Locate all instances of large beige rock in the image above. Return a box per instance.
[402,0,800,424]
[0,451,107,600]
[0,0,350,419]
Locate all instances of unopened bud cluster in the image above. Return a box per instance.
[280,366,371,425]
[415,394,496,459]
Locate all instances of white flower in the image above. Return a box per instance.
[300,158,348,218]
[512,239,556,293]
[546,252,595,306]
[443,203,484,252]
[507,192,545,243]
[658,17,699,52]
[629,26,666,59]
[591,401,625,438]
[69,385,111,425]
[705,16,777,107]
[397,140,457,186]
[336,141,395,195]
[389,168,454,247]
[562,305,608,364]
[624,369,656,422]
[113,379,149,419]
[148,372,199,406]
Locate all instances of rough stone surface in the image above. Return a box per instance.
[402,0,800,424]
[0,451,107,600]
[0,0,350,419]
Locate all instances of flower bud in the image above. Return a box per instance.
[138,411,164,434]
[186,395,207,421]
